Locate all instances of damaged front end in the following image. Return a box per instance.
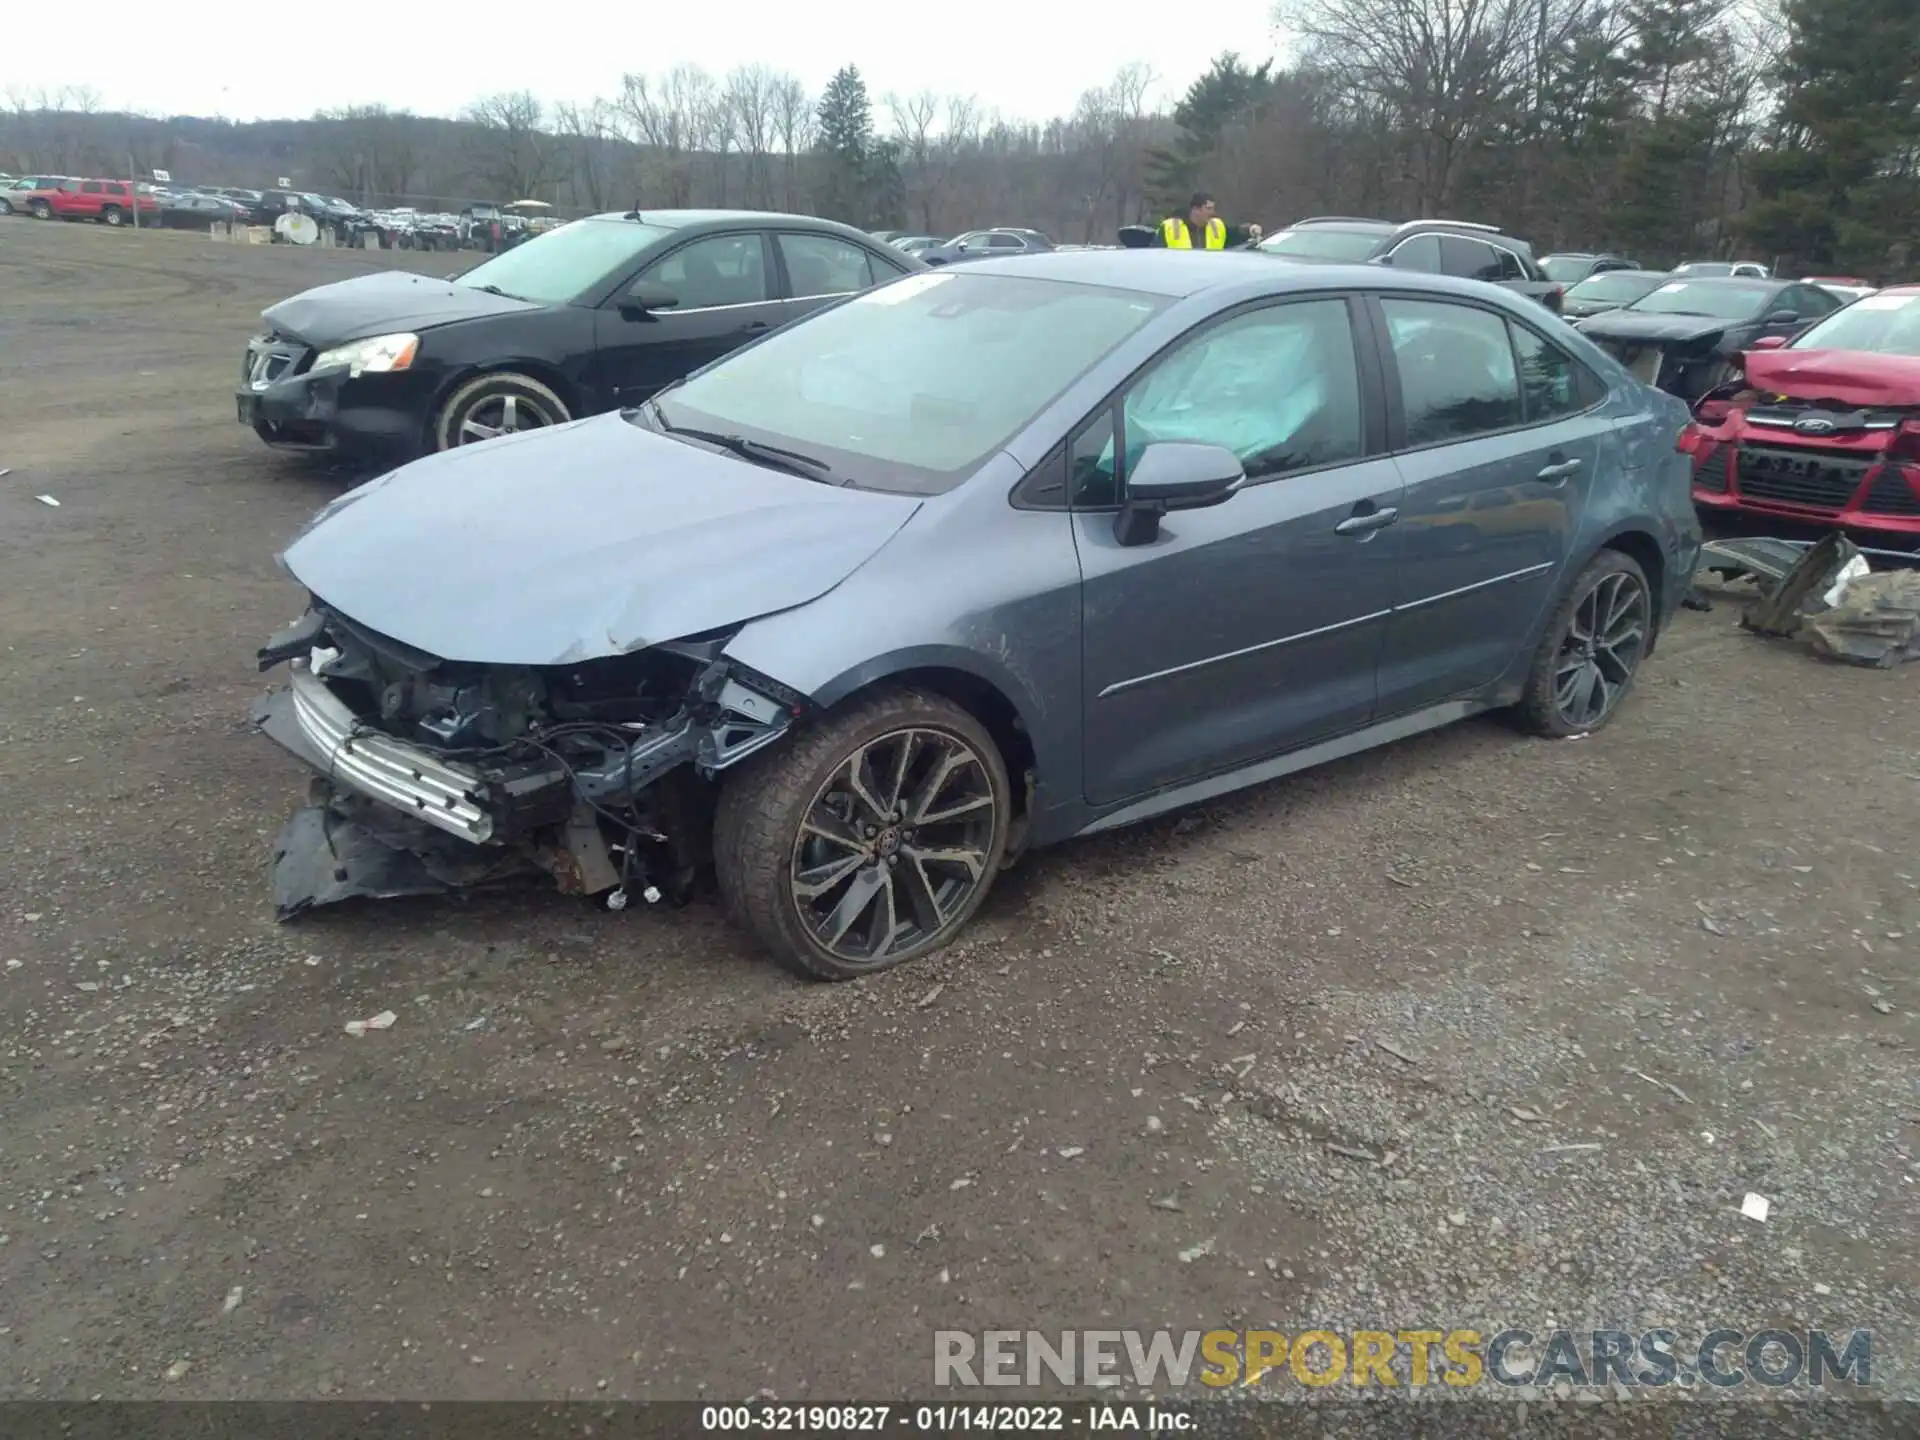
[252,604,804,918]
[1589,328,1732,403]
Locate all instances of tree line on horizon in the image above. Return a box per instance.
[2,0,1912,275]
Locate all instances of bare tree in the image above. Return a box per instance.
[769,73,814,210]
[464,90,566,201]
[1275,0,1535,211]
[616,65,719,206]
[311,104,419,204]
[554,99,616,211]
[725,65,780,208]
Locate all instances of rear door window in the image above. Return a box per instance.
[777,232,878,298]
[81,181,103,195]
[1391,234,1443,273]
[1441,237,1502,282]
[1494,247,1527,281]
[1381,297,1524,445]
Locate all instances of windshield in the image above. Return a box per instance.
[644,271,1170,494]
[1258,227,1385,262]
[1628,281,1771,320]
[1675,262,1733,277]
[454,217,671,305]
[1792,291,1920,356]
[1567,272,1663,305]
[1542,256,1595,283]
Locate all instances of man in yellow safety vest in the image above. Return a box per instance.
[1154,192,1263,250]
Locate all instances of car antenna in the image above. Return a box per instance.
[625,195,645,222]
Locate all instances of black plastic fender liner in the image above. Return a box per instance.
[270,787,539,920]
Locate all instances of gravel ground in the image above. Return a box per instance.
[0,220,1915,1406]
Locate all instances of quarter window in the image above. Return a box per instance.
[1509,323,1595,423]
[778,233,878,298]
[642,234,769,309]
[1381,297,1523,445]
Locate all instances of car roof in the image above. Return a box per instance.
[1570,268,1668,283]
[1662,275,1785,291]
[587,208,871,231]
[960,250,1546,306]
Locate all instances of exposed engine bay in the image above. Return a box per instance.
[1589,330,1732,404]
[252,602,803,917]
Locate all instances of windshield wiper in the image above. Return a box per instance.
[468,283,525,301]
[644,403,834,480]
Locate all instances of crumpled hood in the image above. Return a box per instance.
[1576,311,1733,349]
[1742,347,1920,408]
[262,270,540,347]
[281,413,923,665]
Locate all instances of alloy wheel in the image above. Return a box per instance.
[456,391,558,444]
[1553,570,1648,729]
[787,727,999,968]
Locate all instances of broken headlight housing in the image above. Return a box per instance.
[313,332,419,378]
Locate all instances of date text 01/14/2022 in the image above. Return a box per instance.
[699,1404,1182,1432]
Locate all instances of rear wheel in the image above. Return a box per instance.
[714,690,1012,980]
[1517,550,1653,738]
[432,372,570,450]
[28,199,51,220]
[101,205,124,226]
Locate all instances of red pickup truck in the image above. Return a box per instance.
[38,178,161,226]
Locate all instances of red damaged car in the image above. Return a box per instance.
[1683,285,1920,537]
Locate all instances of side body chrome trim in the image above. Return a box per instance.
[1099,561,1554,698]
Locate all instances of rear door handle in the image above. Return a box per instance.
[1537,458,1582,483]
[743,320,771,333]
[1334,506,1399,536]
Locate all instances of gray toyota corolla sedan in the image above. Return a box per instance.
[253,253,1701,979]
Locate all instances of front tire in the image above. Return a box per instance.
[28,199,51,220]
[432,371,570,450]
[1517,549,1653,738]
[715,690,1012,980]
[101,205,123,226]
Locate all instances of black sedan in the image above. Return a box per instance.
[1558,268,1671,320]
[1573,276,1843,400]
[160,192,253,228]
[237,209,924,465]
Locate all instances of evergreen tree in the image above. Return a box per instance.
[1744,0,1920,273]
[1143,53,1275,215]
[815,65,874,225]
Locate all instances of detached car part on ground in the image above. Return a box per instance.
[1575,276,1846,403]
[1681,286,1920,538]
[237,209,921,465]
[254,256,1699,979]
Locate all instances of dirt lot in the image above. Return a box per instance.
[0,219,1915,1403]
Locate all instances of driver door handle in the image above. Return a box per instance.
[1537,458,1583,483]
[1334,506,1399,536]
[742,320,771,333]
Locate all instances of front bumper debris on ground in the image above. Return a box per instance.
[1700,534,1920,667]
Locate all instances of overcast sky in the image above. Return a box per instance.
[6,7,1282,127]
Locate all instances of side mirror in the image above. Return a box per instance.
[1114,442,1244,546]
[1750,334,1789,351]
[1763,310,1797,327]
[1370,252,1396,267]
[621,280,681,318]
